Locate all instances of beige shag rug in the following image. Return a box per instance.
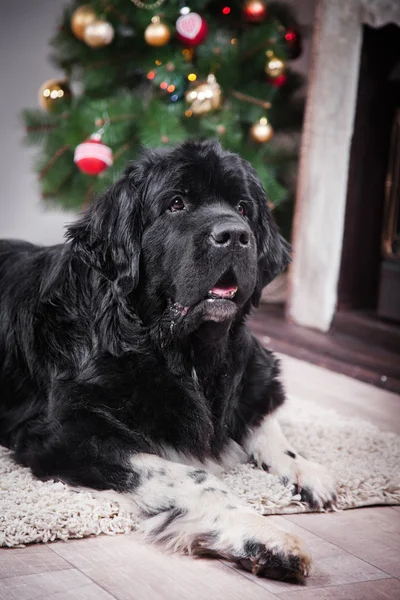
[1,396,399,548]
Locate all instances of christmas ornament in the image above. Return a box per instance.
[242,0,268,22]
[74,135,113,175]
[185,74,222,115]
[176,9,208,47]
[284,28,302,60]
[269,74,287,88]
[144,16,171,47]
[265,54,286,78]
[83,19,115,48]
[250,117,273,143]
[71,5,97,40]
[38,79,71,112]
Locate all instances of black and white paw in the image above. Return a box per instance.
[237,530,312,582]
[281,454,337,510]
[252,451,337,510]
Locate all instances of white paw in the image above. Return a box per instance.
[280,454,337,509]
[294,456,337,508]
[251,450,337,509]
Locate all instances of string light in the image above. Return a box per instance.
[222,6,231,14]
[147,70,156,80]
[188,73,197,82]
[160,81,168,90]
[167,84,175,92]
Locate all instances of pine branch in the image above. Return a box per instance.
[231,91,272,111]
[26,124,57,133]
[39,145,70,180]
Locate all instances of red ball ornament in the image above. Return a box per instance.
[74,136,113,175]
[242,0,268,23]
[176,11,208,47]
[269,74,287,88]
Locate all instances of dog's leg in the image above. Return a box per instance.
[128,453,311,581]
[18,408,310,581]
[243,414,337,509]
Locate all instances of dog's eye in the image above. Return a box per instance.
[170,197,186,212]
[237,203,246,216]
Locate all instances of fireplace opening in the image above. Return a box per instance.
[337,24,400,319]
[333,24,400,350]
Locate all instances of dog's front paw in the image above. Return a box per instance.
[252,449,337,510]
[292,456,337,509]
[238,528,312,582]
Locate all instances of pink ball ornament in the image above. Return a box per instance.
[176,11,208,47]
[74,136,113,175]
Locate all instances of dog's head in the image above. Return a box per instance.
[67,139,291,332]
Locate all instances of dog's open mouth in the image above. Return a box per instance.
[207,271,238,301]
[171,271,239,321]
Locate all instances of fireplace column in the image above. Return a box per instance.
[288,0,400,332]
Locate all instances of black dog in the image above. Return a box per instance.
[0,140,336,581]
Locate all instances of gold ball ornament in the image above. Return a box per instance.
[250,118,274,143]
[144,16,171,47]
[265,55,286,78]
[38,79,70,112]
[185,74,222,115]
[71,5,97,40]
[83,19,115,48]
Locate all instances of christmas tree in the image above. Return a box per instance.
[23,0,304,234]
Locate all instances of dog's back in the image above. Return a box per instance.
[0,240,60,448]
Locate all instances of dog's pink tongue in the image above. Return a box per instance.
[211,286,237,298]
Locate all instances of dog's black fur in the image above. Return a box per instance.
[0,137,294,493]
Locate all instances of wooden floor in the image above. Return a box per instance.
[1,355,399,600]
[250,304,400,393]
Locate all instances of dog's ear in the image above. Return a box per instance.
[249,172,292,308]
[65,168,143,295]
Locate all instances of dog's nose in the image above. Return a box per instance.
[210,222,250,248]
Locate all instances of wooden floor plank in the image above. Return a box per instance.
[276,577,400,599]
[48,534,277,600]
[0,568,92,600]
[284,507,400,578]
[41,584,116,600]
[0,545,71,579]
[279,354,400,434]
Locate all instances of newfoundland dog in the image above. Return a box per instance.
[0,139,336,581]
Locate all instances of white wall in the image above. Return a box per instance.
[0,0,315,247]
[0,0,69,245]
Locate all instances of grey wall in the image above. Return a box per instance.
[0,0,315,245]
